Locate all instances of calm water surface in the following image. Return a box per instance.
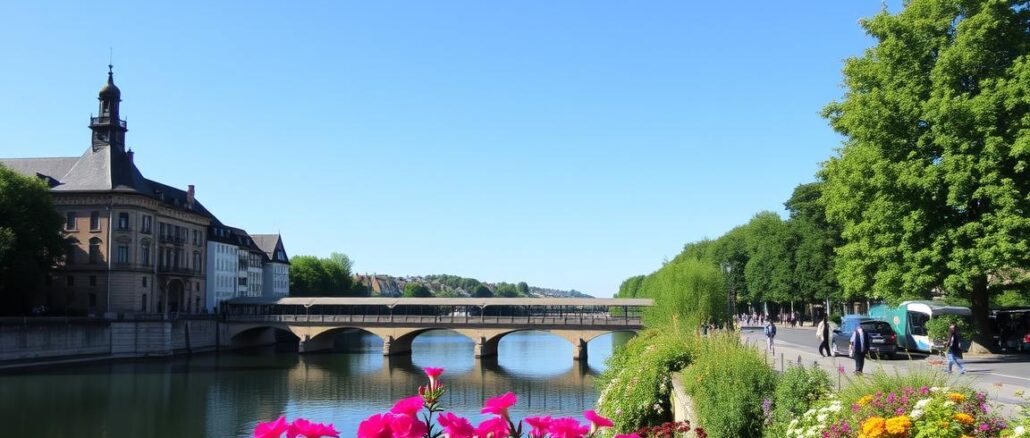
[0,330,632,437]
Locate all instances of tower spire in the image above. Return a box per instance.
[91,65,127,151]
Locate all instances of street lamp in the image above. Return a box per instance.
[722,263,736,328]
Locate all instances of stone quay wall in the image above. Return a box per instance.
[0,317,220,366]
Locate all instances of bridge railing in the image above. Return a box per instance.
[225,314,643,327]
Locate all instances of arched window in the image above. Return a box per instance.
[66,238,79,265]
[140,239,152,266]
[88,237,102,264]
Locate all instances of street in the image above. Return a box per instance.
[740,326,1030,411]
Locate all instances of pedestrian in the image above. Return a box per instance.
[764,319,777,354]
[851,322,870,374]
[817,315,831,357]
[946,323,967,374]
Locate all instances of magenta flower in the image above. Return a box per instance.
[254,416,289,438]
[424,367,445,390]
[390,396,426,417]
[475,416,511,438]
[288,418,339,438]
[548,417,590,438]
[583,410,613,433]
[437,412,476,438]
[356,413,394,438]
[390,413,428,438]
[481,392,518,418]
[524,416,553,437]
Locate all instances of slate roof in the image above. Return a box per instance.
[251,234,285,261]
[0,145,214,219]
[227,226,270,262]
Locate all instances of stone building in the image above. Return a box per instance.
[0,67,213,315]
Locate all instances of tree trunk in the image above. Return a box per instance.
[968,276,993,354]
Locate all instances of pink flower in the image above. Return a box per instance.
[254,416,289,438]
[481,392,518,418]
[390,396,426,417]
[548,417,590,438]
[583,410,613,433]
[437,412,476,438]
[475,416,511,438]
[524,416,553,438]
[288,418,339,438]
[390,413,428,438]
[356,413,394,438]
[425,367,445,390]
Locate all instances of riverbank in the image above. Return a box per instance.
[0,316,221,370]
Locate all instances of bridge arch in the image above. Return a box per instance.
[226,324,299,349]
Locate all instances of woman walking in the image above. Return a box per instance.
[946,323,968,374]
[816,315,831,357]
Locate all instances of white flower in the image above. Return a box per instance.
[817,414,828,422]
[910,409,923,419]
[1013,425,1025,437]
[914,398,931,409]
[790,419,799,427]
[804,408,816,417]
[943,400,956,407]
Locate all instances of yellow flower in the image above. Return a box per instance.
[861,416,887,438]
[947,392,966,403]
[857,395,875,406]
[885,415,912,435]
[953,413,974,425]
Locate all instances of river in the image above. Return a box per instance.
[0,330,632,437]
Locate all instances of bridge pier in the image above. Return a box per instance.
[382,336,413,356]
[474,336,498,358]
[298,334,334,354]
[572,338,588,361]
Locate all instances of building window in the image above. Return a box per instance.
[65,212,77,231]
[142,276,148,287]
[141,215,152,234]
[193,252,201,273]
[141,294,147,312]
[117,245,129,264]
[67,276,74,286]
[66,240,77,265]
[140,243,150,266]
[90,211,100,231]
[159,222,167,238]
[88,293,97,308]
[88,237,102,264]
[89,276,97,287]
[118,213,130,230]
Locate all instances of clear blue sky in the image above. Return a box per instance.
[0,1,899,296]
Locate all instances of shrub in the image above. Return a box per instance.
[681,332,776,438]
[596,326,695,433]
[765,364,832,436]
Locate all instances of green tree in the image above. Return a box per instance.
[516,281,530,295]
[820,0,1030,341]
[785,183,842,305]
[742,212,798,305]
[402,282,432,298]
[289,256,327,296]
[495,283,519,297]
[0,165,65,315]
[472,284,493,298]
[617,275,646,298]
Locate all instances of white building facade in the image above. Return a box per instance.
[253,234,290,298]
[204,224,240,312]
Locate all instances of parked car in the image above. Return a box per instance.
[831,315,899,359]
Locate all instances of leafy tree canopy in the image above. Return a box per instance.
[0,165,65,315]
[402,282,433,298]
[820,0,1030,336]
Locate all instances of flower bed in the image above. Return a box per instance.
[252,366,707,438]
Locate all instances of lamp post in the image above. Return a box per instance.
[722,263,736,328]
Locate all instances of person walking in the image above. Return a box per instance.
[851,322,870,374]
[764,319,777,354]
[946,323,968,374]
[817,315,831,357]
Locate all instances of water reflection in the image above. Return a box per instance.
[0,330,633,437]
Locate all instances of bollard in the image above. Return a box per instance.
[780,353,784,372]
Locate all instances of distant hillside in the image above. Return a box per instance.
[352,273,592,299]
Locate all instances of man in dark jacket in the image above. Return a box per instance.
[850,323,871,374]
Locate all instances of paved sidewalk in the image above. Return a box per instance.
[740,328,1028,416]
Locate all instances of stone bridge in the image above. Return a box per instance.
[220,297,652,360]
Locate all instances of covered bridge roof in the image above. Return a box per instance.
[225,297,654,308]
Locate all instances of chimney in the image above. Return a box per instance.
[186,185,195,207]
[127,148,134,163]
